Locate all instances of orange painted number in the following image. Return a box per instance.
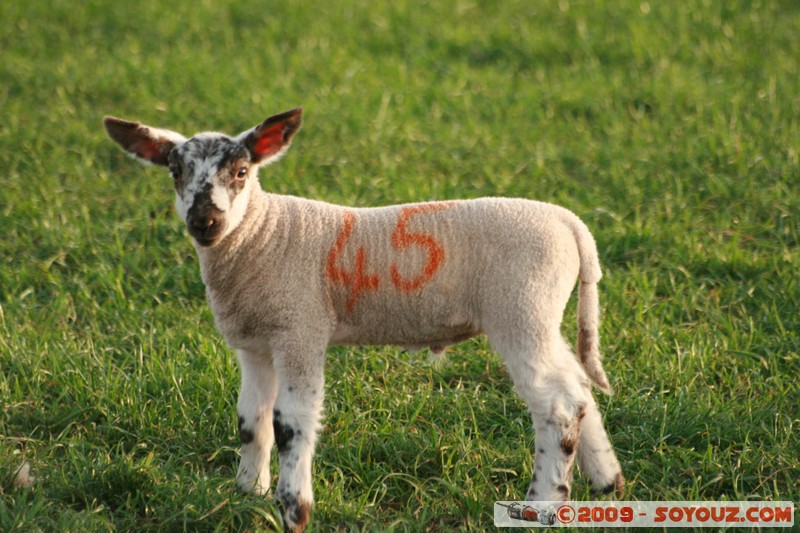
[390,204,450,292]
[326,211,380,312]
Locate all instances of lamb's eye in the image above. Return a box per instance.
[236,167,248,179]
[169,166,180,180]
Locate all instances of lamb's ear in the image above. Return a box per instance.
[103,116,186,166]
[239,107,302,165]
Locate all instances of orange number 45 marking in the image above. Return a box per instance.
[326,203,452,311]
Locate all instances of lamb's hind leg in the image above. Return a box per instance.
[577,399,625,497]
[271,338,326,533]
[495,336,590,501]
[236,348,278,495]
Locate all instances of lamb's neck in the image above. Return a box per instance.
[194,188,280,291]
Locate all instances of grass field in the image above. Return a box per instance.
[1,0,798,530]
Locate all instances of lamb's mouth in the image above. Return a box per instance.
[188,222,226,247]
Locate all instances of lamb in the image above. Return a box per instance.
[103,108,624,532]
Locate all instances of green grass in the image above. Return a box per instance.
[1,0,798,530]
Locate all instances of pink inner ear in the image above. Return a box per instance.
[253,123,285,158]
[136,139,162,161]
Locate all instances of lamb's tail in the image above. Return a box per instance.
[578,281,612,394]
[565,213,612,394]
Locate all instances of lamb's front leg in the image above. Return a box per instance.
[236,348,278,495]
[272,341,326,533]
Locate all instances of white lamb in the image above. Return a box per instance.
[104,108,624,532]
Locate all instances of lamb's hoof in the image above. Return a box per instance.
[276,486,311,532]
[280,499,311,532]
[592,471,625,498]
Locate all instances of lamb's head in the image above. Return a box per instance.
[103,108,302,247]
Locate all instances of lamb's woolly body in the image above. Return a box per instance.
[203,191,597,358]
[103,108,624,533]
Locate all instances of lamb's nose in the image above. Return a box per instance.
[191,215,215,231]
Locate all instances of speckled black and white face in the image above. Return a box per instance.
[168,133,254,246]
[103,108,303,247]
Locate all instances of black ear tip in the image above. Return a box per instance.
[287,107,303,123]
[103,116,139,132]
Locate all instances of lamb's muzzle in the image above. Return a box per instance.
[103,107,624,532]
[186,192,226,246]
